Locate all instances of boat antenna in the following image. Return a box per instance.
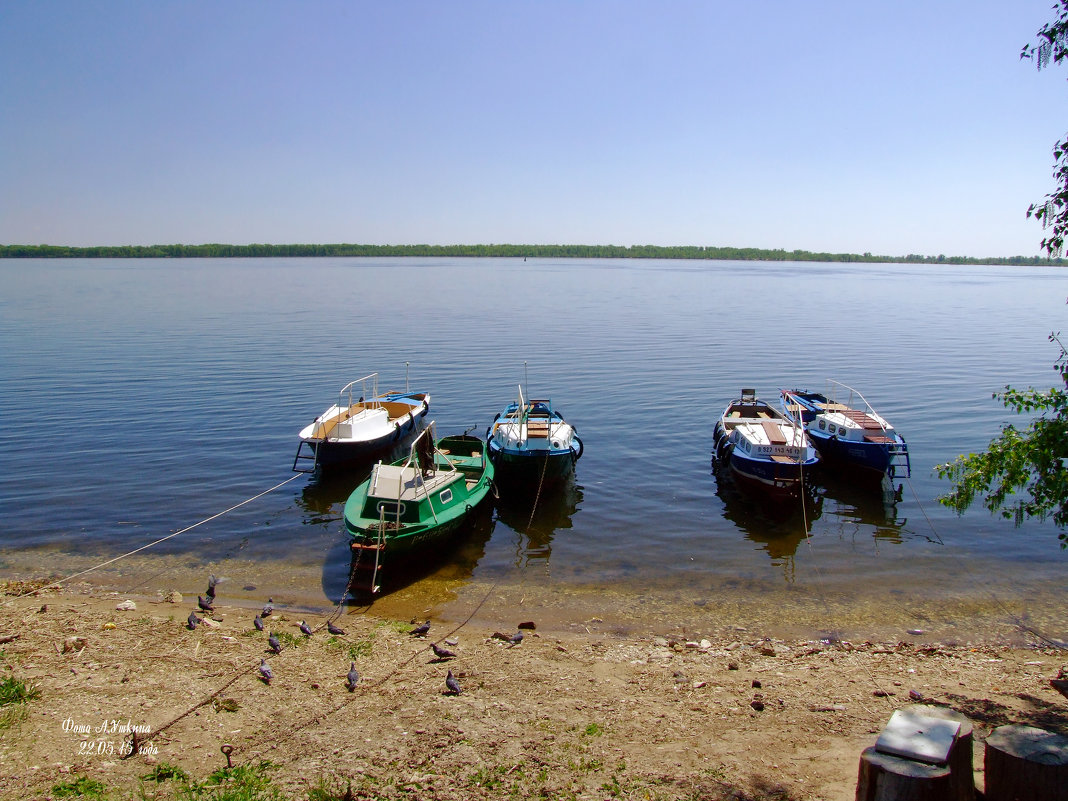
[523,360,529,396]
[405,361,410,393]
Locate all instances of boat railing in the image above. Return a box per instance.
[824,379,892,435]
[337,373,379,411]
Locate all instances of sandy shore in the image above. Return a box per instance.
[0,579,1065,800]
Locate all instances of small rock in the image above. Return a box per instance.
[199,617,220,629]
[165,591,183,604]
[517,621,536,630]
[699,639,711,650]
[653,637,669,648]
[907,629,925,636]
[752,679,762,688]
[908,690,925,701]
[693,680,706,689]
[760,646,776,657]
[750,700,765,711]
[115,600,137,612]
[101,622,116,630]
[727,662,739,670]
[62,637,88,653]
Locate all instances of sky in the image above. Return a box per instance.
[1,1,1065,258]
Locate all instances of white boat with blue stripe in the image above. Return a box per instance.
[713,389,819,499]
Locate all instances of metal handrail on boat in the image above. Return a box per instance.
[337,373,380,412]
[823,379,892,436]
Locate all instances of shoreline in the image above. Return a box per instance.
[0,580,1065,800]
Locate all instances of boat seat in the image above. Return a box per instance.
[760,420,788,445]
[864,434,894,444]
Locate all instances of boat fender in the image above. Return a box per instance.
[407,410,415,430]
[393,422,401,441]
[421,399,429,416]
[493,412,500,422]
[571,435,584,460]
[465,504,472,513]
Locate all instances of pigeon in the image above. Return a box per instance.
[187,610,200,630]
[197,594,214,612]
[268,633,282,654]
[327,620,346,636]
[410,620,431,637]
[431,642,457,660]
[258,658,273,685]
[206,574,220,599]
[299,620,314,636]
[261,598,273,618]
[345,662,359,691]
[253,615,264,631]
[445,669,461,695]
[508,631,524,647]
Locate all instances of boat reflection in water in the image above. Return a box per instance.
[494,474,583,567]
[814,472,909,547]
[296,435,422,524]
[712,454,822,577]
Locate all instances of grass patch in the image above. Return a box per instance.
[180,760,281,801]
[347,640,373,660]
[582,722,604,737]
[52,775,109,799]
[273,631,303,650]
[0,675,40,706]
[142,762,189,783]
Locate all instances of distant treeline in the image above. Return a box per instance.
[0,243,1061,266]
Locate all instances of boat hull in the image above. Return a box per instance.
[343,433,494,595]
[488,441,579,487]
[306,414,428,469]
[713,394,819,500]
[782,388,909,480]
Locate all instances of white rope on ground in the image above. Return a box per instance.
[10,473,305,601]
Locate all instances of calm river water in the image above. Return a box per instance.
[1,257,1065,642]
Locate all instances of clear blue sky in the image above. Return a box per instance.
[1,1,1064,257]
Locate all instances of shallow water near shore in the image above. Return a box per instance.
[1,257,1067,644]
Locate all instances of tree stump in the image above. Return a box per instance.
[855,746,952,801]
[984,724,1068,801]
[902,704,975,801]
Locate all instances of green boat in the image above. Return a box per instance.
[343,424,495,595]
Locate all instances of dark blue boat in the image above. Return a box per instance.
[487,387,582,488]
[781,382,910,480]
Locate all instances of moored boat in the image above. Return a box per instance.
[343,424,494,595]
[781,382,910,480]
[486,386,582,488]
[712,389,819,499]
[293,372,430,473]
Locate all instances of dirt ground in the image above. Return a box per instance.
[0,580,1066,801]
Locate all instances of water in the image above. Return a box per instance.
[2,257,1066,641]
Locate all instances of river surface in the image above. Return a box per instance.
[1,257,1066,642]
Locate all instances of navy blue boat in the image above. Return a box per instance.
[487,387,582,487]
[713,389,819,499]
[781,382,910,480]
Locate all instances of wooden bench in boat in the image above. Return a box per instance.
[840,408,884,430]
[761,420,788,446]
[526,424,550,438]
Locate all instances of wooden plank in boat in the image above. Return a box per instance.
[760,420,788,445]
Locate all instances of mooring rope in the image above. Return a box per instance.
[9,473,305,601]
[902,473,1067,652]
